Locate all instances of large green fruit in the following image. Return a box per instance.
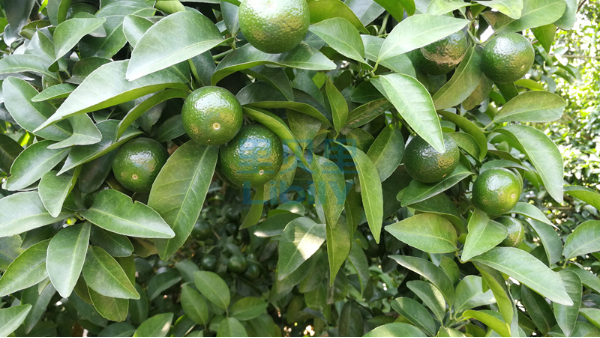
[111,138,169,193]
[496,216,525,247]
[227,255,248,274]
[481,33,535,84]
[218,125,284,188]
[182,86,243,146]
[472,168,522,215]
[239,0,310,54]
[413,31,468,75]
[403,134,460,184]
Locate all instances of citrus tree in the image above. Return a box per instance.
[1,0,599,337]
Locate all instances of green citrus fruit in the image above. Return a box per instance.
[218,125,284,188]
[201,255,218,271]
[239,0,310,54]
[496,216,525,247]
[481,33,535,84]
[244,263,261,280]
[472,168,522,215]
[413,31,468,75]
[227,255,248,274]
[225,222,238,236]
[182,86,243,146]
[112,138,169,193]
[67,3,98,18]
[404,134,460,184]
[191,220,213,241]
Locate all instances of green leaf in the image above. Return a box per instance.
[39,169,78,217]
[563,220,600,260]
[386,213,458,253]
[339,301,364,337]
[90,226,134,257]
[406,281,446,322]
[474,264,514,324]
[230,297,268,321]
[47,222,91,298]
[554,0,576,29]
[326,219,351,285]
[472,247,572,305]
[0,192,71,237]
[0,54,57,79]
[426,0,471,15]
[148,141,218,259]
[527,219,562,265]
[378,14,469,63]
[194,271,230,310]
[130,284,149,324]
[134,313,173,337]
[494,91,566,123]
[123,15,154,48]
[346,0,385,25]
[579,308,600,329]
[532,24,556,53]
[448,132,480,159]
[498,125,563,203]
[32,84,77,102]
[308,18,366,64]
[217,317,247,337]
[367,124,405,182]
[325,78,348,134]
[5,140,70,191]
[494,0,567,34]
[564,186,600,211]
[127,11,224,80]
[3,77,73,141]
[35,61,188,131]
[212,43,336,85]
[311,154,346,228]
[119,90,187,138]
[461,209,507,262]
[53,18,107,60]
[392,298,437,336]
[463,75,494,111]
[0,240,50,297]
[307,0,369,33]
[181,284,210,326]
[82,246,139,299]
[343,98,393,131]
[362,36,417,76]
[508,202,554,226]
[90,290,129,322]
[347,242,369,295]
[475,0,523,19]
[433,47,482,110]
[438,110,487,161]
[521,285,555,335]
[0,305,32,337]
[389,255,455,305]
[254,213,302,238]
[277,217,326,280]
[553,269,581,337]
[0,134,23,174]
[376,0,412,18]
[154,115,186,143]
[454,275,495,313]
[338,144,383,242]
[49,114,103,150]
[398,163,473,206]
[82,189,175,238]
[22,283,55,334]
[243,66,294,101]
[371,73,444,153]
[240,188,264,230]
[364,323,426,337]
[461,310,510,337]
[98,323,137,337]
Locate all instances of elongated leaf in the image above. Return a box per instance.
[83,246,139,299]
[390,255,455,305]
[0,54,56,79]
[476,0,523,19]
[378,14,469,62]
[392,298,437,336]
[240,188,265,230]
[433,46,482,110]
[325,78,348,134]
[147,270,181,300]
[0,305,32,337]
[212,43,336,85]
[230,297,268,321]
[438,110,487,161]
[277,217,326,280]
[308,18,366,64]
[509,202,554,226]
[454,275,495,313]
[563,220,600,260]
[0,192,71,237]
[498,125,563,203]
[0,134,23,174]
[35,61,188,131]
[555,0,576,29]
[371,73,444,152]
[472,247,572,305]
[527,219,562,265]
[89,290,129,322]
[0,240,50,297]
[398,163,473,206]
[5,140,70,191]
[461,209,507,261]
[217,317,247,337]
[364,322,426,337]
[48,114,103,149]
[386,214,458,253]
[90,226,134,257]
[461,310,510,337]
[127,11,224,80]
[79,15,131,60]
[47,223,91,298]
[406,281,446,322]
[553,269,581,337]
[564,186,600,211]
[82,189,175,239]
[338,144,383,242]
[39,169,78,217]
[495,0,567,34]
[53,18,107,60]
[148,142,218,259]
[521,285,555,334]
[494,91,566,123]
[194,271,230,310]
[327,219,351,285]
[32,84,76,102]
[311,154,346,228]
[367,124,405,182]
[181,285,210,325]
[134,313,173,337]
[307,0,369,33]
[123,15,154,48]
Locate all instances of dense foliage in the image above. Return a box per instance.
[0,0,599,337]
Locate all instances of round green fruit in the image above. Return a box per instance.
[227,255,248,274]
[413,31,468,75]
[481,33,535,84]
[191,220,213,241]
[218,125,284,188]
[111,138,169,193]
[182,86,243,146]
[472,168,522,215]
[201,255,218,271]
[404,134,460,184]
[239,0,310,54]
[496,216,525,247]
[244,263,261,280]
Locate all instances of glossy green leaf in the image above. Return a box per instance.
[406,281,446,322]
[22,283,55,334]
[39,169,78,217]
[398,163,473,206]
[244,66,294,101]
[194,271,230,310]
[364,322,426,337]
[386,213,458,253]
[148,141,218,259]
[32,84,76,102]
[508,202,554,226]
[564,186,600,211]
[254,213,302,238]
[563,220,600,260]
[277,217,326,280]
[389,255,455,305]
[130,284,149,324]
[427,0,471,15]
[217,317,247,337]
[371,73,444,152]
[134,313,173,337]
[146,270,182,299]
[472,247,572,305]
[230,297,268,321]
[127,11,223,80]
[343,98,393,131]
[367,124,405,182]
[461,209,507,262]
[308,18,366,64]
[553,269,581,337]
[77,152,116,193]
[50,114,103,149]
[325,78,348,134]
[90,290,129,322]
[0,240,50,297]
[0,54,56,79]
[98,323,137,337]
[307,0,369,33]
[345,0,385,25]
[123,15,154,48]
[53,18,107,60]
[239,186,265,230]
[495,0,567,34]
[79,14,132,60]
[555,0,577,29]
[339,301,364,337]
[461,310,510,337]
[392,297,437,336]
[5,140,70,191]
[0,192,71,237]
[463,75,494,110]
[521,285,555,334]
[326,219,351,285]
[476,0,523,19]
[154,115,186,143]
[181,284,210,326]
[0,134,23,174]
[90,226,134,258]
[263,155,297,202]
[47,222,90,298]
[433,47,482,110]
[494,91,566,123]
[311,154,346,228]
[82,246,139,299]
[438,110,487,161]
[0,304,32,337]
[527,219,562,265]
[454,275,495,313]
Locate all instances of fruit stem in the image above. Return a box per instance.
[467,30,483,45]
[213,49,234,60]
[378,13,390,35]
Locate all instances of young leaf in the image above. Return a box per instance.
[277,217,326,280]
[494,91,566,123]
[433,46,483,110]
[82,189,175,239]
[461,310,510,337]
[311,154,346,228]
[0,192,71,238]
[461,209,508,261]
[563,220,600,260]
[39,169,78,217]
[367,124,405,182]
[82,246,140,299]
[392,298,437,336]
[386,213,458,253]
[389,255,455,305]
[564,186,600,212]
[454,275,495,313]
[398,163,473,206]
[0,305,33,337]
[181,284,210,326]
[194,271,230,310]
[0,240,50,297]
[308,17,366,64]
[5,140,70,191]
[53,18,107,60]
[47,222,91,298]
[133,313,173,337]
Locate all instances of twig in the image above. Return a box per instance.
[577,0,588,12]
